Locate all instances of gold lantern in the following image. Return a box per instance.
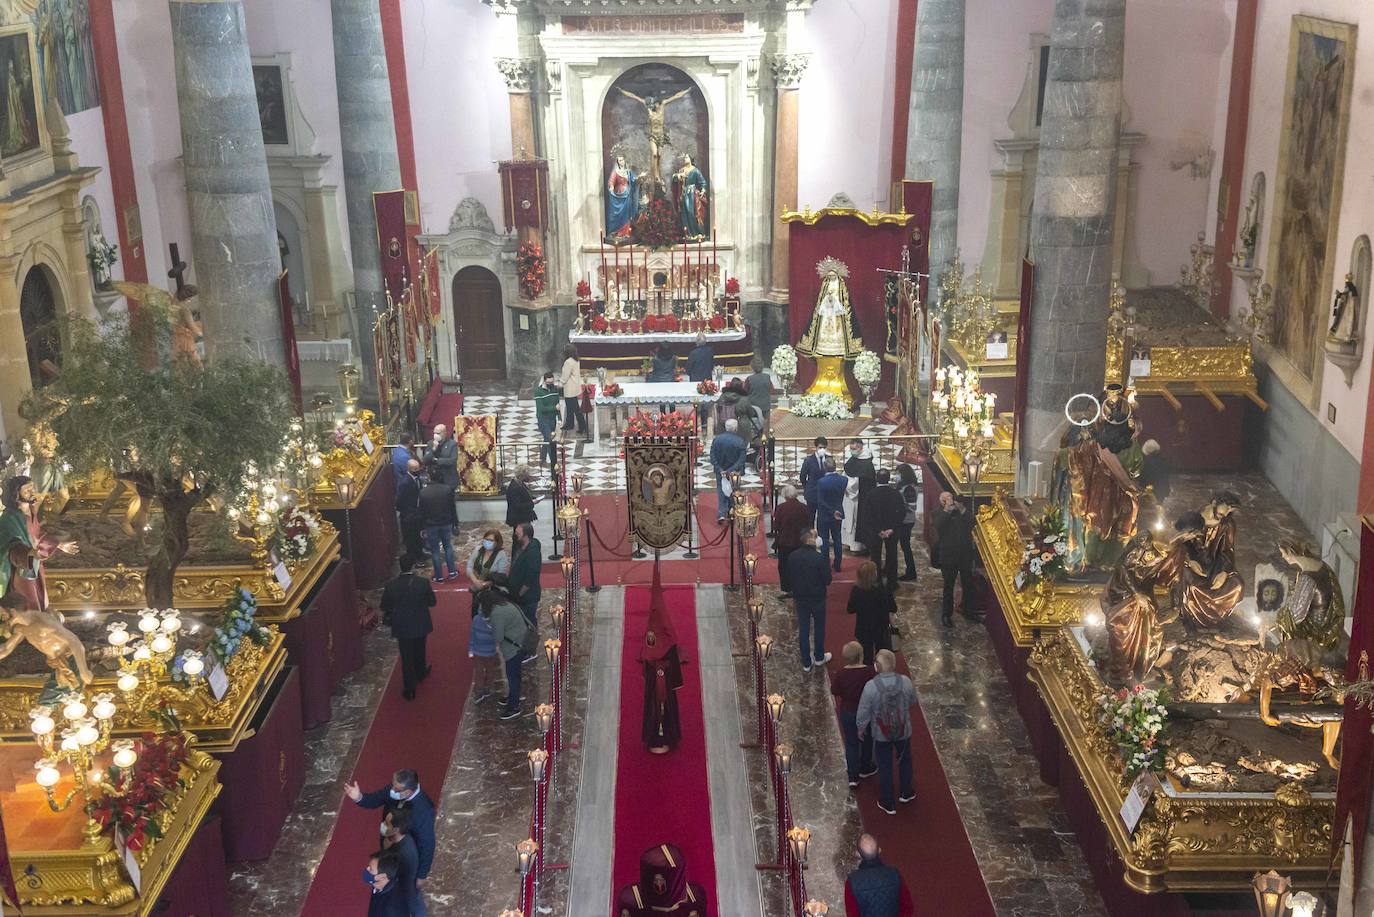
[516,839,539,876]
[1252,871,1291,917]
[544,638,562,669]
[774,742,793,776]
[787,826,812,866]
[766,693,785,726]
[756,634,774,660]
[748,599,764,626]
[534,704,555,735]
[527,749,548,783]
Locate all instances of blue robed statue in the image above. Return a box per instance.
[606,154,639,238]
[672,154,709,240]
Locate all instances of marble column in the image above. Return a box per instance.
[1020,0,1126,482]
[904,0,965,300]
[168,0,285,367]
[769,54,808,300]
[329,0,402,360]
[496,57,539,247]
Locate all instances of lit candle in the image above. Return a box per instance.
[112,740,137,769]
[117,672,139,694]
[91,694,117,722]
[35,761,60,788]
[29,707,54,736]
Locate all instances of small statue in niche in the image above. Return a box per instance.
[1327,272,1359,345]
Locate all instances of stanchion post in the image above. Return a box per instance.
[583,518,601,593]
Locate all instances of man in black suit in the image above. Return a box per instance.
[862,469,909,590]
[395,458,424,565]
[785,527,833,672]
[426,423,459,488]
[378,807,427,916]
[346,768,437,890]
[380,555,436,699]
[934,491,979,627]
[363,849,407,917]
[798,436,829,527]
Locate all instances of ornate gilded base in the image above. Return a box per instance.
[1029,629,1336,893]
[804,355,853,407]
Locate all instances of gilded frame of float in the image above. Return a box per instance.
[0,631,285,754]
[974,492,1099,644]
[11,750,221,915]
[1028,629,1336,893]
[43,528,340,625]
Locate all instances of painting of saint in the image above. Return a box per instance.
[253,64,289,145]
[33,0,99,116]
[0,31,38,160]
[1267,16,1356,387]
[642,465,676,508]
[605,153,639,238]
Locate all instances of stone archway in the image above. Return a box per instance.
[19,266,62,388]
[452,266,506,380]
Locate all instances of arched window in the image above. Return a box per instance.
[19,267,61,388]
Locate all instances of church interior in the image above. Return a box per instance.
[0,0,1371,915]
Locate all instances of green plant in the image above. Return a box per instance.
[22,309,291,607]
[1098,684,1169,778]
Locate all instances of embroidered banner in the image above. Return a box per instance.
[373,189,409,304]
[456,415,500,496]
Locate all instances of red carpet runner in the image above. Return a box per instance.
[611,584,718,913]
[823,580,996,917]
[299,582,474,915]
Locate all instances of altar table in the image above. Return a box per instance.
[570,326,754,373]
[590,382,720,444]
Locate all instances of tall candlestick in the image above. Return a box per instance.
[600,233,607,299]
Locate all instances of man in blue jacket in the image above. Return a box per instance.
[709,418,748,523]
[785,528,833,671]
[345,768,436,889]
[797,436,829,526]
[815,458,848,571]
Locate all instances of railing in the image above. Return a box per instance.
[509,455,579,917]
[732,492,828,917]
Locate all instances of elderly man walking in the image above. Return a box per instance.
[710,418,747,524]
[857,649,917,815]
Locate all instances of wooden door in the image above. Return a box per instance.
[452,266,507,380]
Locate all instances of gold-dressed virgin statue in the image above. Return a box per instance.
[796,258,863,403]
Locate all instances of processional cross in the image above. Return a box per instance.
[167,243,191,296]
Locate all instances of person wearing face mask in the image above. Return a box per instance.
[504,466,539,541]
[466,528,510,592]
[375,808,426,916]
[380,555,437,701]
[395,458,424,567]
[534,370,563,467]
[844,438,876,557]
[363,850,406,917]
[346,769,436,890]
[502,522,543,662]
[798,437,829,527]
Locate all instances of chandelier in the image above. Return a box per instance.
[932,365,998,475]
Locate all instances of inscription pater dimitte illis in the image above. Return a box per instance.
[561,14,744,34]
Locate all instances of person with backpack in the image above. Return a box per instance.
[856,649,916,814]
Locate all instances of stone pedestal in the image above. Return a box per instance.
[169,0,286,367]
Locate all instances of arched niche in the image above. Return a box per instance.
[274,200,309,306]
[1324,234,1371,385]
[19,265,64,388]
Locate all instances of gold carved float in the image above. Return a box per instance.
[780,206,915,228]
[4,744,220,915]
[1028,629,1335,893]
[931,425,1016,497]
[44,526,340,625]
[974,492,1098,645]
[308,410,388,511]
[0,630,285,754]
[1105,336,1266,409]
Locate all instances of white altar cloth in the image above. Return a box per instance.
[589,382,719,443]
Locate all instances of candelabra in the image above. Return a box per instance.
[1107,276,1129,338]
[1243,280,1275,344]
[107,609,207,721]
[29,689,123,815]
[948,266,998,354]
[931,366,998,477]
[936,250,964,316]
[1180,231,1220,310]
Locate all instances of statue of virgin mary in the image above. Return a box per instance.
[796,258,863,403]
[606,154,639,238]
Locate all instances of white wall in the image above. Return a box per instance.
[1228,0,1374,460]
[796,0,894,211]
[400,0,512,236]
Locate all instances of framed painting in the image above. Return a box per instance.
[1265,15,1357,403]
[32,0,101,115]
[0,25,42,162]
[252,63,289,145]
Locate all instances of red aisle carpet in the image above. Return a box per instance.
[570,492,775,586]
[299,582,475,915]
[822,580,996,917]
[611,584,718,913]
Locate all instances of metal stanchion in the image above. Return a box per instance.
[583,518,601,593]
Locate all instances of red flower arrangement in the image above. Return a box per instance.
[87,731,191,852]
[708,313,726,332]
[591,314,609,333]
[602,381,623,397]
[516,243,546,300]
[576,279,592,299]
[631,197,683,250]
[662,313,680,333]
[696,379,719,395]
[624,410,694,439]
[642,314,659,333]
[725,277,740,297]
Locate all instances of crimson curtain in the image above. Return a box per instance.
[1335,516,1374,881]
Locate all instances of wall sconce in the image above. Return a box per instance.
[756,634,773,660]
[527,749,548,783]
[774,742,793,776]
[787,826,811,866]
[766,693,785,726]
[516,838,538,876]
[534,704,554,736]
[748,599,764,626]
[1252,871,1291,917]
[544,639,562,669]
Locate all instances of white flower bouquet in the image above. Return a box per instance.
[1098,684,1170,778]
[771,344,798,380]
[792,392,853,420]
[853,350,882,388]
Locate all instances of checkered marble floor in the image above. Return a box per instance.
[462,393,896,494]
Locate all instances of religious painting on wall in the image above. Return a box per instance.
[31,0,98,115]
[0,26,40,161]
[602,63,709,242]
[1267,15,1356,391]
[252,64,289,145]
